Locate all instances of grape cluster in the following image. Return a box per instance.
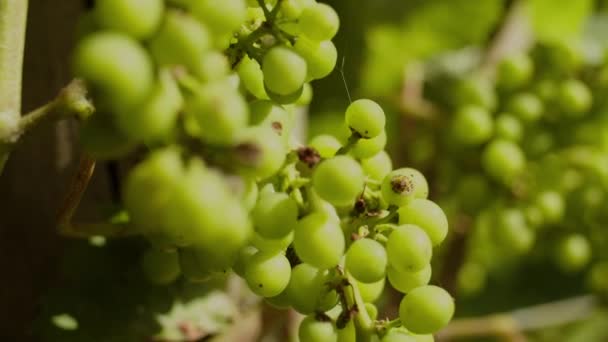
[73,0,453,340]
[406,41,608,296]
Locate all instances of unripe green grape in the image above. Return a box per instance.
[558,79,592,117]
[351,131,387,159]
[310,134,342,158]
[535,191,565,223]
[495,114,523,141]
[245,251,291,297]
[482,139,525,185]
[185,82,249,145]
[387,224,433,272]
[588,261,608,294]
[265,84,305,105]
[141,248,181,285]
[398,199,448,246]
[73,32,154,112]
[123,147,183,234]
[294,38,338,80]
[294,212,345,269]
[337,320,356,342]
[507,93,543,123]
[399,285,455,334]
[296,83,314,106]
[365,303,379,320]
[251,231,293,253]
[237,126,287,180]
[299,316,338,342]
[357,278,385,303]
[249,100,292,141]
[299,3,340,41]
[387,264,431,294]
[94,0,163,39]
[280,0,311,20]
[495,208,534,254]
[114,69,183,143]
[190,0,247,35]
[149,11,211,72]
[193,51,230,82]
[345,99,386,138]
[453,76,496,110]
[524,129,554,158]
[237,55,268,99]
[266,290,292,309]
[80,113,136,160]
[361,151,393,181]
[237,177,259,211]
[345,238,387,283]
[457,262,486,296]
[556,234,591,272]
[263,47,307,95]
[285,263,338,314]
[380,328,418,342]
[232,245,258,277]
[313,156,364,207]
[252,190,298,239]
[381,168,428,206]
[451,106,493,145]
[497,53,533,89]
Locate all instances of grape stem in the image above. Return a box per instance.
[344,272,375,333]
[336,133,362,155]
[437,295,598,341]
[0,0,28,174]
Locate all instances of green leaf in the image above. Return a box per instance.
[528,0,593,44]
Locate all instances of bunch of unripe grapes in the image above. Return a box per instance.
[409,41,608,296]
[73,0,454,340]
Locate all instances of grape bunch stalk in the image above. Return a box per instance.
[71,0,454,340]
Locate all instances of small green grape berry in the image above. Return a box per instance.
[399,285,455,334]
[345,99,386,138]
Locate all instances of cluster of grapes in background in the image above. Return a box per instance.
[41,0,457,341]
[403,40,608,298]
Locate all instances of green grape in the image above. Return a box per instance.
[190,0,247,35]
[365,303,379,320]
[185,81,248,145]
[387,224,432,272]
[495,114,523,141]
[497,53,533,89]
[380,328,418,342]
[482,139,525,185]
[285,263,338,314]
[252,190,298,239]
[387,264,431,294]
[141,248,181,285]
[453,76,496,110]
[457,262,486,296]
[351,131,387,159]
[294,212,345,269]
[265,84,305,105]
[451,106,493,145]
[237,177,259,211]
[123,147,183,235]
[399,285,455,334]
[299,3,340,41]
[495,208,534,254]
[296,83,314,105]
[313,156,365,207]
[94,0,163,39]
[193,51,230,82]
[281,0,314,20]
[558,79,592,117]
[310,134,342,158]
[358,278,385,303]
[556,234,591,272]
[232,245,258,277]
[73,32,153,111]
[114,69,182,142]
[361,151,393,181]
[588,261,608,294]
[535,191,564,223]
[298,316,338,342]
[507,93,543,123]
[237,55,268,99]
[245,251,291,297]
[149,11,211,72]
[263,47,307,95]
[345,238,387,283]
[398,199,448,246]
[249,100,293,141]
[345,99,386,138]
[524,129,554,158]
[80,113,136,160]
[337,320,357,342]
[251,231,293,253]
[266,290,292,309]
[294,38,338,80]
[381,168,422,207]
[237,126,287,180]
